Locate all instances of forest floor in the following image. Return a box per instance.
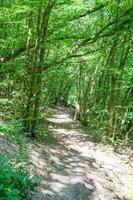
[0,108,133,200]
[29,108,133,200]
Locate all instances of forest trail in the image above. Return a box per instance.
[30,108,133,200]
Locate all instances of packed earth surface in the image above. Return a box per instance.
[0,108,133,200]
[28,108,133,200]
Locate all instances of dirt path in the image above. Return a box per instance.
[30,108,133,200]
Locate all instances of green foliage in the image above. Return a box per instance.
[0,0,133,144]
[0,156,34,200]
[0,120,29,145]
[35,125,58,145]
[0,3,133,200]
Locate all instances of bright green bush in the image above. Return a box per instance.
[0,156,34,200]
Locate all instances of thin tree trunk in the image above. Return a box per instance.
[24,1,54,136]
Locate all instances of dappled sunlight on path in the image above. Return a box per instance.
[30,109,133,200]
[48,110,73,124]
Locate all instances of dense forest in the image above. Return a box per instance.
[0,0,133,199]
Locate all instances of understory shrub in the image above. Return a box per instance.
[0,156,34,200]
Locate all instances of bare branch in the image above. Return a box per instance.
[0,45,34,64]
[70,3,107,21]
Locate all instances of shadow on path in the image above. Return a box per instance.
[30,109,133,200]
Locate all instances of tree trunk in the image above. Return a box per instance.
[24,1,54,136]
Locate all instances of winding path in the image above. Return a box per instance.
[30,108,133,200]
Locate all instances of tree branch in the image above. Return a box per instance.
[0,45,34,64]
[70,3,107,21]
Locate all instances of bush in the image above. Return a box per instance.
[0,156,34,200]
[34,125,58,145]
[0,120,31,146]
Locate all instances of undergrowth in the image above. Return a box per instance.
[0,156,34,200]
[34,124,58,145]
[0,120,44,199]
